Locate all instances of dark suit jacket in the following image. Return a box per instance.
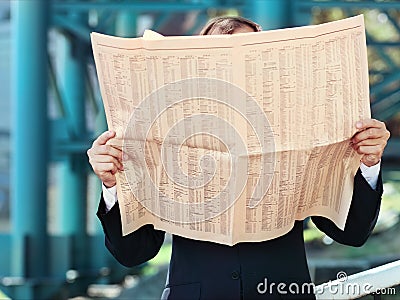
[97,169,383,299]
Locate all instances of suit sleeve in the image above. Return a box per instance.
[97,195,166,267]
[311,168,383,247]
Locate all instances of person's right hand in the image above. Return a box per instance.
[87,131,123,188]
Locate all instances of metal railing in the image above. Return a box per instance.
[315,260,400,299]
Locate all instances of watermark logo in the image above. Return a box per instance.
[257,271,397,297]
[123,77,275,223]
[336,270,348,282]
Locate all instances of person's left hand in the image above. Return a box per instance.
[351,118,390,167]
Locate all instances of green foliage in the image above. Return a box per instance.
[141,242,172,276]
[0,289,10,300]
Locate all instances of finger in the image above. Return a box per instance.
[91,155,124,170]
[361,154,380,167]
[352,137,387,148]
[355,145,383,156]
[94,162,119,176]
[100,168,118,178]
[355,119,384,131]
[93,130,116,146]
[92,144,123,160]
[351,127,385,144]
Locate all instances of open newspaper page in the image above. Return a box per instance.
[91,15,370,246]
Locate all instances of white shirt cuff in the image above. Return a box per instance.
[102,184,118,212]
[360,162,380,190]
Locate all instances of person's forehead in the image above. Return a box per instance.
[208,23,256,35]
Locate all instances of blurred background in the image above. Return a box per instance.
[0,0,399,299]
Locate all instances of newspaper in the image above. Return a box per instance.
[91,15,370,246]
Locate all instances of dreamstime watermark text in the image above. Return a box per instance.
[257,271,397,297]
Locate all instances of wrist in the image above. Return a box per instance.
[103,182,116,189]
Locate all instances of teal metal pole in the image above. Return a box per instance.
[11,0,49,278]
[243,0,292,30]
[115,11,137,37]
[57,14,88,270]
[58,31,87,234]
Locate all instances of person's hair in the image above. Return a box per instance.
[199,16,262,35]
